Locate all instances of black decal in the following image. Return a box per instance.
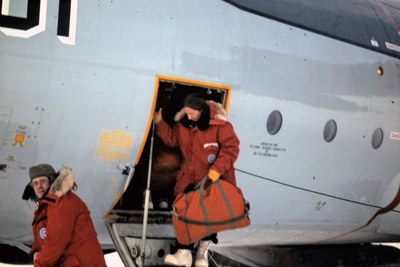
[0,0,40,30]
[57,0,71,37]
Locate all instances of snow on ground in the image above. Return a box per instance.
[0,251,124,267]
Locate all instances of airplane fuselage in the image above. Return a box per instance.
[1,0,400,264]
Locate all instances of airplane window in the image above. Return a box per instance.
[266,110,282,135]
[323,119,337,142]
[372,128,384,149]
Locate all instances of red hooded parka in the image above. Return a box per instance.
[30,169,106,267]
[156,101,240,196]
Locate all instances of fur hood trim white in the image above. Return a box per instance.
[174,100,227,122]
[50,168,75,197]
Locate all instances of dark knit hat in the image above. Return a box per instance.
[29,164,57,182]
[183,93,207,111]
[181,93,210,131]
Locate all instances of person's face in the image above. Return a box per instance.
[184,107,202,122]
[31,176,50,199]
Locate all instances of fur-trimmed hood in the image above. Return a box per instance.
[22,167,76,201]
[174,100,227,123]
[50,168,75,197]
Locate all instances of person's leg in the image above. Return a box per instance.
[195,234,218,267]
[164,239,194,266]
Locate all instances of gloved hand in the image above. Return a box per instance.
[208,169,220,182]
[155,108,163,123]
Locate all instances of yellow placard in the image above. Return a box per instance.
[94,130,134,162]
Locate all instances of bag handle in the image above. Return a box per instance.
[215,180,235,229]
[197,176,236,234]
[194,176,209,191]
[198,176,211,237]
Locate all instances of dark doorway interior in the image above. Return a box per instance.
[114,80,226,212]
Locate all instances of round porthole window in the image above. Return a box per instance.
[371,128,384,149]
[266,110,282,135]
[323,119,337,142]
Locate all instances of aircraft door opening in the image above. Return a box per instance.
[106,76,230,266]
[113,76,229,215]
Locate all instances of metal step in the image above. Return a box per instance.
[105,219,176,266]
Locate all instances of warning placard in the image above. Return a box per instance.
[94,130,134,161]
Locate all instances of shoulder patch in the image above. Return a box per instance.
[39,227,47,239]
[207,154,216,164]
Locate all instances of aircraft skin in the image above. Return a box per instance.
[1,0,400,265]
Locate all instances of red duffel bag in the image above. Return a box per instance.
[172,177,250,245]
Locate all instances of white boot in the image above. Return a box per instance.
[164,249,192,266]
[195,240,211,267]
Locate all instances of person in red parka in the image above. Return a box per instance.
[155,93,240,267]
[22,164,106,267]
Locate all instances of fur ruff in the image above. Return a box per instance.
[174,100,227,122]
[50,168,74,197]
